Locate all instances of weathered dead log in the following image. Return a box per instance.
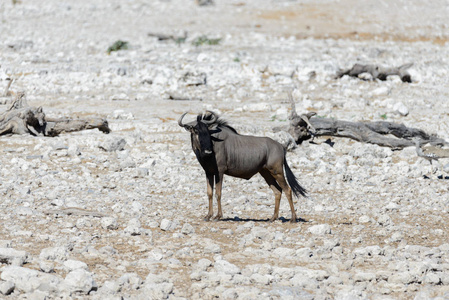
[282,94,447,149]
[43,207,108,218]
[3,78,13,97]
[44,118,110,137]
[167,93,203,101]
[148,32,176,41]
[196,0,214,6]
[0,92,110,136]
[337,63,413,82]
[148,31,188,43]
[0,92,45,135]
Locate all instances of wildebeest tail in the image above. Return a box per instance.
[283,155,307,198]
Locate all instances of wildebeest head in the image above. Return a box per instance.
[178,111,218,157]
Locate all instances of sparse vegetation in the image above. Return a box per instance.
[270,115,286,122]
[107,40,129,54]
[192,35,221,46]
[148,31,188,45]
[174,36,187,45]
[380,113,387,120]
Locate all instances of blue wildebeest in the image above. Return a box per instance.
[178,111,307,223]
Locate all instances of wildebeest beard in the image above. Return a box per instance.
[196,117,214,156]
[192,119,219,174]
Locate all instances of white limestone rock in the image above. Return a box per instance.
[160,219,178,231]
[0,281,15,295]
[62,269,96,295]
[0,248,29,266]
[181,223,195,235]
[214,259,241,275]
[0,266,61,294]
[101,217,119,230]
[63,259,89,271]
[308,224,332,235]
[392,102,409,116]
[124,218,142,236]
[39,247,69,262]
[140,274,173,299]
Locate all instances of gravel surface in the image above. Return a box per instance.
[1,0,449,299]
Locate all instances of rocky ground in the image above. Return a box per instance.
[1,0,449,299]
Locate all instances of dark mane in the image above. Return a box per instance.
[199,112,238,134]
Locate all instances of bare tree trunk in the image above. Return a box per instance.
[0,92,110,136]
[0,92,45,135]
[44,118,110,137]
[282,93,446,149]
[336,63,413,82]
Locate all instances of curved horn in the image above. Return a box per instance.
[202,110,218,125]
[178,112,189,127]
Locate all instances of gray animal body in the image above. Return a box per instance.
[179,111,307,223]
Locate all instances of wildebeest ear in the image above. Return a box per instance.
[37,106,43,112]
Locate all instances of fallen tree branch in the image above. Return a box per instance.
[148,31,188,43]
[337,63,413,82]
[167,93,203,101]
[3,78,13,97]
[0,92,45,135]
[44,117,111,137]
[278,93,447,149]
[0,92,111,136]
[43,207,109,218]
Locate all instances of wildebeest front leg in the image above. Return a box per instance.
[205,174,214,221]
[260,170,282,222]
[213,173,224,220]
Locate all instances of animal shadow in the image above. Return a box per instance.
[423,175,449,180]
[220,216,308,223]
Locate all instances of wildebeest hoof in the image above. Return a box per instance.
[269,217,278,222]
[290,217,298,223]
[204,216,212,221]
[213,215,222,221]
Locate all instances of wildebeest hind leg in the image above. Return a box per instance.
[272,173,297,223]
[205,174,214,221]
[213,174,224,220]
[260,170,282,222]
